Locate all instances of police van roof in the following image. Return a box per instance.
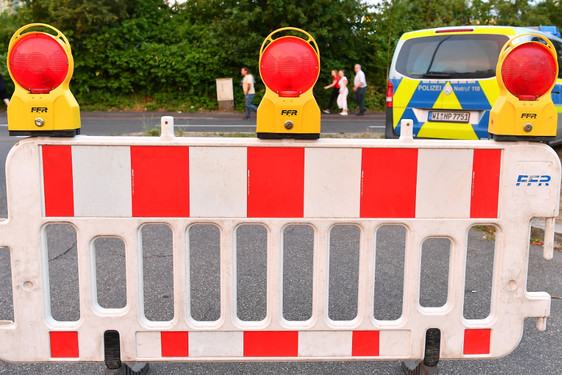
[401,25,562,41]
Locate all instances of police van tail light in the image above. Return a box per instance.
[386,80,394,108]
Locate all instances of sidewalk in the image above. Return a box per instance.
[531,218,562,248]
[79,110,386,121]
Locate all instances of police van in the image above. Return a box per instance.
[385,25,562,145]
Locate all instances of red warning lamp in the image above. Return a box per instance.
[489,33,558,141]
[257,27,321,139]
[7,23,81,136]
[9,33,70,94]
[501,43,557,101]
[260,36,319,98]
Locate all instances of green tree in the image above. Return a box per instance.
[527,0,560,26]
[1,0,557,112]
[179,0,372,109]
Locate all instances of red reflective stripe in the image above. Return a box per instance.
[244,331,298,357]
[50,331,79,358]
[360,148,418,218]
[352,331,380,356]
[470,149,501,218]
[247,147,304,218]
[435,28,473,33]
[42,145,74,217]
[131,146,190,217]
[463,329,491,355]
[161,331,189,357]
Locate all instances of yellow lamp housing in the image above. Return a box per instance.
[7,23,80,137]
[489,33,558,142]
[257,27,321,139]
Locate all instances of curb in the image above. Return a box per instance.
[531,219,562,249]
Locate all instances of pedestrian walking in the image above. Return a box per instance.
[241,67,258,120]
[353,64,367,116]
[323,70,340,114]
[336,70,348,116]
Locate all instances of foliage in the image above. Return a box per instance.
[0,0,561,112]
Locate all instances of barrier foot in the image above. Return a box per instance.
[401,361,439,374]
[423,328,441,367]
[401,328,441,374]
[105,362,150,375]
[104,330,150,374]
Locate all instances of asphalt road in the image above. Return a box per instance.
[75,111,386,137]
[0,112,560,374]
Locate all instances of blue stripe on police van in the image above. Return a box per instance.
[407,82,443,108]
[451,82,492,110]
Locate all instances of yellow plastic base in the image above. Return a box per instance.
[7,86,81,135]
[489,95,557,140]
[256,89,320,138]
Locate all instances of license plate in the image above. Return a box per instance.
[428,111,470,123]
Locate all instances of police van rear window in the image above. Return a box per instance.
[396,34,509,79]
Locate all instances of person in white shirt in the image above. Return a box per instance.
[336,69,348,116]
[241,67,258,120]
[353,64,367,116]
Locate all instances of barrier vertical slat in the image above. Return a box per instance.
[450,227,468,313]
[173,222,187,328]
[491,220,531,356]
[222,221,236,330]
[402,222,424,359]
[357,222,375,328]
[76,224,94,360]
[11,140,52,361]
[441,226,471,358]
[268,222,282,329]
[313,221,330,330]
[122,223,142,360]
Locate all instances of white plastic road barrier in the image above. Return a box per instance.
[0,122,559,364]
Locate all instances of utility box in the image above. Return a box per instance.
[216,78,234,111]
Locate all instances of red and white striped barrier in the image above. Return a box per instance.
[41,144,501,219]
[0,118,559,364]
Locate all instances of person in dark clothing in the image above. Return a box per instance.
[323,70,340,113]
[0,73,9,107]
[353,64,367,116]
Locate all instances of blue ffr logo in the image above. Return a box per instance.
[516,175,551,186]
